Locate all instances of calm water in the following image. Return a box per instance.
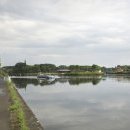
[12,76,130,130]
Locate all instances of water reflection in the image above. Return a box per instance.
[11,78,39,88]
[107,75,130,83]
[12,76,103,89]
[68,77,101,85]
[12,75,130,89]
[12,76,130,130]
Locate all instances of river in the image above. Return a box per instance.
[12,75,130,130]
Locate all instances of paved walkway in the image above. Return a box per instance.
[0,78,10,130]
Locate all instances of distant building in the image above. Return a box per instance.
[115,66,124,73]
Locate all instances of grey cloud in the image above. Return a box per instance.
[0,0,130,66]
[0,0,62,22]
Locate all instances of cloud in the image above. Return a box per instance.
[0,0,130,66]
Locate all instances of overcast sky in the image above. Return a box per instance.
[0,0,130,67]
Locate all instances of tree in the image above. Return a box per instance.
[14,62,27,75]
[92,64,101,72]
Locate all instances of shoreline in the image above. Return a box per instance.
[6,79,44,130]
[16,88,44,130]
[15,86,44,130]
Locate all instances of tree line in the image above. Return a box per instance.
[3,62,102,76]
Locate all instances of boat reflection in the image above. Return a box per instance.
[38,78,56,84]
[11,76,103,89]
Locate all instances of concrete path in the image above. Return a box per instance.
[0,78,10,130]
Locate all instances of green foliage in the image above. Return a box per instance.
[92,64,101,71]
[65,71,103,76]
[3,62,104,76]
[4,62,57,75]
[40,64,56,73]
[69,65,99,72]
[58,65,68,69]
[0,69,8,77]
[6,81,29,130]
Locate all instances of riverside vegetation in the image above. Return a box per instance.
[0,68,29,130]
[0,69,8,77]
[6,80,29,130]
[3,62,103,76]
[0,68,44,130]
[3,62,130,76]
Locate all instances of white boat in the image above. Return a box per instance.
[37,75,55,80]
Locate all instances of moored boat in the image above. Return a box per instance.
[37,75,55,80]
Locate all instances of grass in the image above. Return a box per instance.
[0,69,8,77]
[6,81,29,130]
[64,71,104,76]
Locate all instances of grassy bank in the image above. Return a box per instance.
[64,72,104,76]
[6,80,29,130]
[0,69,8,77]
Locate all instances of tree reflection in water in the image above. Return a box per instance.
[12,76,103,89]
[68,77,102,85]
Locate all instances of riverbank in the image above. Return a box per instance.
[64,72,104,76]
[6,79,44,130]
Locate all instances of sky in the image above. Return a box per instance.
[0,0,130,67]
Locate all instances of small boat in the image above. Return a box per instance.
[37,75,55,80]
